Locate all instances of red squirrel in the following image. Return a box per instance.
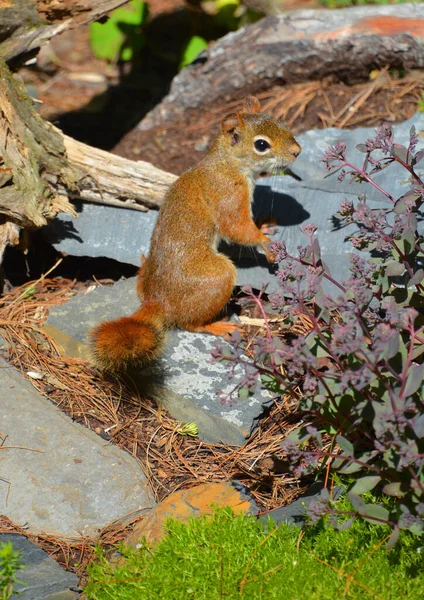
[91,96,301,371]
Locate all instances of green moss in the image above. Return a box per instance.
[85,506,424,599]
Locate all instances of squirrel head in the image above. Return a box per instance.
[218,96,301,176]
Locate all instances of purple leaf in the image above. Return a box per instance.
[386,527,400,549]
[337,517,355,531]
[413,414,424,438]
[391,144,411,165]
[350,475,381,496]
[356,144,368,153]
[413,149,424,166]
[403,364,424,398]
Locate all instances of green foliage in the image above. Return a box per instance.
[180,36,208,69]
[89,0,148,63]
[84,507,423,599]
[0,542,24,600]
[214,0,241,30]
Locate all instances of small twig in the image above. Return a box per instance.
[0,445,45,453]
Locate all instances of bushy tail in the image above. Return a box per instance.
[90,301,166,372]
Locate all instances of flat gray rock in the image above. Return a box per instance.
[0,534,79,599]
[47,279,272,446]
[0,360,155,537]
[43,114,424,296]
[259,481,343,527]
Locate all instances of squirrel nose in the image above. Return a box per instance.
[290,142,301,157]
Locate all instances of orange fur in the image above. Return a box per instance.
[90,96,301,371]
[91,302,165,371]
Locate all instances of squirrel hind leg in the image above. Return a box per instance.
[186,320,241,337]
[175,254,238,337]
[136,255,147,301]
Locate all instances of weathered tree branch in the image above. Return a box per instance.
[0,67,176,227]
[1,0,128,66]
[61,133,177,212]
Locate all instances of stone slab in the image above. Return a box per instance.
[0,359,155,537]
[0,533,79,600]
[47,279,272,446]
[126,481,258,547]
[42,114,424,296]
[44,200,157,267]
[259,481,343,527]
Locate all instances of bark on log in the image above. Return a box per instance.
[0,62,77,230]
[0,67,176,227]
[61,133,177,211]
[1,0,128,66]
[136,3,424,132]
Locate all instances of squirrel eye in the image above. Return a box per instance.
[254,138,271,153]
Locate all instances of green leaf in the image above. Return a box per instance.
[411,343,424,361]
[336,435,354,457]
[261,373,283,394]
[403,364,424,398]
[89,0,147,62]
[412,149,424,166]
[360,503,389,524]
[408,522,424,535]
[214,0,240,30]
[382,482,405,497]
[238,387,250,400]
[180,36,208,69]
[337,517,354,531]
[313,237,321,263]
[313,394,327,405]
[397,229,416,256]
[385,261,405,277]
[349,476,381,496]
[394,191,420,214]
[379,331,399,361]
[408,269,424,288]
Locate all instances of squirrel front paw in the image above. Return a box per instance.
[262,239,277,263]
[258,217,278,237]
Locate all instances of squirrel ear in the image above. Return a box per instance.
[244,95,260,113]
[221,112,242,134]
[221,112,243,145]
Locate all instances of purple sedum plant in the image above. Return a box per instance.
[213,123,424,545]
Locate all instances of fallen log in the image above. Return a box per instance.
[61,133,177,212]
[134,3,424,133]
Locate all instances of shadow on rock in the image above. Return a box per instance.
[253,184,310,227]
